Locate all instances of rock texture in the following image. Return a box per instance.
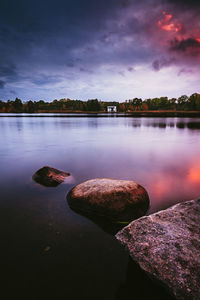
[67,178,149,222]
[33,166,70,187]
[115,198,200,300]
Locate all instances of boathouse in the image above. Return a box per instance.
[107,106,117,112]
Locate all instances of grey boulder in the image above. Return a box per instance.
[115,198,200,299]
[67,178,149,222]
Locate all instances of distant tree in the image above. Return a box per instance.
[159,97,168,108]
[132,98,142,110]
[177,95,188,110]
[119,103,126,112]
[187,93,200,110]
[168,98,177,110]
[13,98,23,112]
[142,102,148,111]
[86,99,101,111]
[0,100,4,111]
[146,98,153,110]
[26,100,35,113]
[128,104,134,111]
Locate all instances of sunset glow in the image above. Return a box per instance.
[188,163,200,184]
[152,181,169,198]
[157,11,182,32]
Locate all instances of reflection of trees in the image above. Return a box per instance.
[124,120,200,130]
[176,122,200,130]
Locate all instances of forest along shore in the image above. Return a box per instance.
[1,93,200,113]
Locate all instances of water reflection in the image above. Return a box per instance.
[176,122,200,129]
[116,258,175,300]
[0,116,200,300]
[111,118,200,130]
[146,158,200,212]
[66,206,128,235]
[0,116,200,213]
[188,162,200,184]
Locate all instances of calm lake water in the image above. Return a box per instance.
[1,115,200,300]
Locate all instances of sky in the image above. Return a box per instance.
[0,0,200,101]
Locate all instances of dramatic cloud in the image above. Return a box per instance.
[0,0,199,100]
[170,38,200,54]
[0,80,5,89]
[152,57,176,71]
[157,11,182,33]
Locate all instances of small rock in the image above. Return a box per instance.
[67,178,149,222]
[43,246,51,252]
[115,198,200,300]
[33,166,70,187]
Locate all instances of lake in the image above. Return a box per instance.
[1,114,200,300]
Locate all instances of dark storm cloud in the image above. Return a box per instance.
[0,80,5,89]
[167,0,200,8]
[170,38,200,53]
[0,1,103,88]
[0,0,199,99]
[31,74,63,86]
[0,64,17,78]
[0,0,157,86]
[0,0,124,46]
[149,0,200,71]
[0,1,132,84]
[0,64,19,89]
[10,90,16,95]
[152,57,176,71]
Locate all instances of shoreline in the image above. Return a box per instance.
[0,111,200,117]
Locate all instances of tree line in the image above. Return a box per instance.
[0,93,200,113]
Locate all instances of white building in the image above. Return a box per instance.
[107,106,117,112]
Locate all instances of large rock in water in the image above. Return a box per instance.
[115,199,200,300]
[33,166,70,187]
[67,178,149,222]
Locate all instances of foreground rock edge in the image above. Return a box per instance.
[67,178,150,222]
[115,198,200,300]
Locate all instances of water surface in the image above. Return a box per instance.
[1,116,200,299]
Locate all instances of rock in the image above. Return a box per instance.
[33,166,70,187]
[115,198,200,300]
[43,246,51,252]
[67,178,149,222]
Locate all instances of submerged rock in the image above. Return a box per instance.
[33,166,70,187]
[67,178,149,222]
[115,198,200,300]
